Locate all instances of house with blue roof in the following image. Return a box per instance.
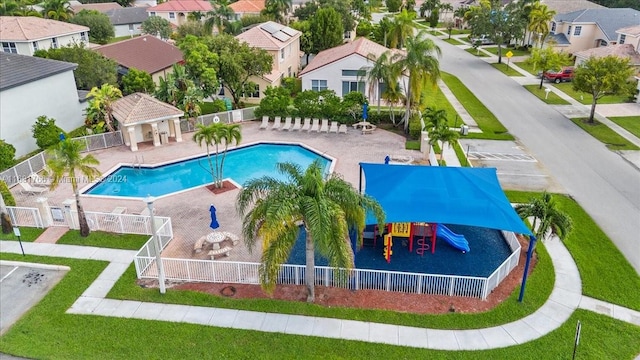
[548,8,640,54]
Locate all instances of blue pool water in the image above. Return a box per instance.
[287,224,511,278]
[86,143,331,198]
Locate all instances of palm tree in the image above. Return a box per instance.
[215,123,241,188]
[237,161,385,302]
[394,30,441,131]
[360,51,396,114]
[193,123,218,185]
[528,3,555,48]
[423,107,459,156]
[86,84,123,132]
[515,192,572,241]
[205,0,234,34]
[46,140,101,237]
[381,81,405,126]
[41,0,72,20]
[389,9,416,49]
[263,0,292,23]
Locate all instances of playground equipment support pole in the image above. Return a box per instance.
[518,235,537,302]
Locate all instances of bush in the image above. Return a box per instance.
[356,20,374,37]
[0,180,16,206]
[409,117,422,140]
[386,0,402,12]
[32,116,64,150]
[69,10,114,44]
[281,77,302,96]
[0,140,16,171]
[255,86,292,118]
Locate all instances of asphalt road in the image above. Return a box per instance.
[436,40,640,273]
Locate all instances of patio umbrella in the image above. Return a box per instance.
[362,102,368,121]
[384,155,390,164]
[209,204,219,229]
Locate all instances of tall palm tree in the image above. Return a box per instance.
[423,107,459,156]
[41,0,72,20]
[193,123,218,185]
[86,84,122,132]
[237,161,385,302]
[46,140,101,237]
[528,3,555,48]
[205,0,234,34]
[381,81,405,125]
[394,30,441,131]
[263,0,292,23]
[360,51,396,114]
[515,192,572,241]
[389,9,416,49]
[215,123,241,188]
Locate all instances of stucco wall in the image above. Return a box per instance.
[114,24,143,38]
[553,23,607,53]
[11,32,89,56]
[0,71,86,156]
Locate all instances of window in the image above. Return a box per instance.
[1,42,17,53]
[620,34,626,44]
[245,85,260,98]
[342,81,365,96]
[51,38,58,49]
[129,24,134,31]
[311,79,327,91]
[169,12,175,19]
[341,70,366,77]
[288,66,292,77]
[80,32,87,42]
[280,48,285,61]
[32,41,38,52]
[149,11,156,16]
[550,22,556,33]
[574,26,582,36]
[599,39,608,47]
[567,26,571,36]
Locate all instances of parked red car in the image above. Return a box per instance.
[544,67,575,83]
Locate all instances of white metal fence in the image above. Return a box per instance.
[6,206,44,228]
[483,231,522,299]
[76,211,172,236]
[133,218,175,278]
[72,131,124,152]
[180,107,258,133]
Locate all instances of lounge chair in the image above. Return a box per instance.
[329,121,339,133]
[319,119,329,133]
[19,181,48,195]
[281,117,292,131]
[259,116,270,129]
[291,117,302,131]
[338,124,348,134]
[28,172,51,187]
[309,118,320,132]
[301,118,311,131]
[104,207,127,223]
[271,116,282,130]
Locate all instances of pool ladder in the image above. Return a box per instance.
[133,155,145,171]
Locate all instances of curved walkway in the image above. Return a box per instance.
[1,238,638,352]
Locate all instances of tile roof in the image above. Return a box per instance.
[0,52,77,91]
[617,25,640,37]
[299,37,397,76]
[70,2,122,14]
[0,16,89,42]
[554,8,640,41]
[229,0,265,13]
[540,0,604,13]
[574,44,640,66]
[112,92,184,125]
[548,32,571,45]
[105,7,149,25]
[236,21,301,51]
[94,35,183,74]
[147,0,212,12]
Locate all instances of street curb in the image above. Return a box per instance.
[0,260,70,272]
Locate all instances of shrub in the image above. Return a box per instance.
[255,86,292,118]
[281,77,302,96]
[32,116,64,150]
[356,20,374,37]
[0,140,16,171]
[0,180,16,206]
[409,117,422,140]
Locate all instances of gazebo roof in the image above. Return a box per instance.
[112,93,183,125]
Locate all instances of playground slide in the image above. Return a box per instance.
[436,225,470,253]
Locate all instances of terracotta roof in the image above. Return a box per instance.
[0,16,89,42]
[617,25,640,37]
[574,44,640,66]
[147,0,212,12]
[229,0,264,13]
[112,92,183,125]
[300,37,398,76]
[94,35,183,74]
[236,21,300,51]
[540,0,604,13]
[0,52,76,91]
[70,2,122,14]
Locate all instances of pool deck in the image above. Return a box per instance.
[11,122,422,262]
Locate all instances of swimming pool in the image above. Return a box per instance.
[85,143,333,198]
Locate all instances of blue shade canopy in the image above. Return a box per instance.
[360,163,532,235]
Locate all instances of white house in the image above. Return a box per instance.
[146,0,212,27]
[0,53,86,157]
[105,6,149,38]
[299,37,407,102]
[0,16,90,56]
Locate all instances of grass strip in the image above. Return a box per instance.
[609,116,640,138]
[56,230,150,250]
[443,38,464,45]
[570,118,640,151]
[482,47,530,57]
[440,72,512,138]
[491,63,524,77]
[554,83,631,105]
[514,61,537,76]
[465,48,490,57]
[453,141,471,167]
[524,85,571,105]
[0,227,45,242]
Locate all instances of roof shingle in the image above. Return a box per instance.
[229,0,264,13]
[105,7,149,25]
[70,2,122,14]
[147,0,212,12]
[94,35,183,74]
[112,92,184,125]
[0,16,89,42]
[236,21,300,51]
[554,8,640,41]
[574,44,640,66]
[0,52,77,91]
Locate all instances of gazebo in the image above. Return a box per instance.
[111,93,184,151]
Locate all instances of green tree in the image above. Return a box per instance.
[0,140,16,171]
[528,3,555,48]
[141,16,172,39]
[121,68,155,95]
[419,0,439,18]
[360,51,398,114]
[525,47,572,89]
[1,0,42,16]
[86,84,123,132]
[422,107,459,151]
[46,140,101,237]
[236,161,385,302]
[381,81,405,125]
[41,0,72,20]
[1,180,14,234]
[35,44,118,90]
[389,9,416,49]
[515,192,573,241]
[32,115,64,149]
[193,123,218,185]
[386,0,402,12]
[293,1,318,20]
[205,0,234,34]
[572,56,636,124]
[176,20,208,39]
[262,0,292,23]
[372,16,394,47]
[255,86,292,118]
[215,123,242,188]
[193,123,242,188]
[177,35,219,101]
[394,30,441,130]
[70,10,114,44]
[310,8,344,54]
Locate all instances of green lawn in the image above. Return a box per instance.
[524,85,571,105]
[0,226,45,242]
[465,48,490,57]
[570,118,640,151]
[440,72,512,139]
[609,116,640,138]
[443,37,464,45]
[453,141,471,166]
[56,230,150,250]
[421,80,462,127]
[482,46,530,57]
[449,28,471,35]
[491,63,524,77]
[514,61,538,76]
[553,83,632,105]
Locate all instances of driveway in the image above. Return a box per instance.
[434,37,640,273]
